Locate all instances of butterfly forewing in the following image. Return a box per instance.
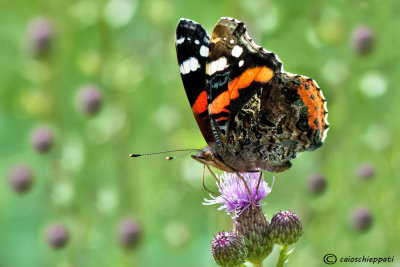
[175,19,215,144]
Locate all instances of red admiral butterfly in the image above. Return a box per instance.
[175,17,329,173]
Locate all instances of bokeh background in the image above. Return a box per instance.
[1,0,399,266]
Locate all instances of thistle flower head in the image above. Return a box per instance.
[211,231,247,267]
[203,172,272,218]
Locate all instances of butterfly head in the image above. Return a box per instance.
[191,145,236,172]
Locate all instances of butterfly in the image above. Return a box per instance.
[175,17,329,173]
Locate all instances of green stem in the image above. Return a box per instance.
[276,245,289,267]
[252,262,263,267]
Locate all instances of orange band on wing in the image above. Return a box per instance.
[254,67,274,83]
[210,67,273,115]
[210,91,230,114]
[192,91,208,115]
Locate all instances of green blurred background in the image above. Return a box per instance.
[1,0,399,266]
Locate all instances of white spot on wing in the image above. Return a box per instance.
[231,45,243,58]
[216,57,227,71]
[200,45,209,57]
[194,39,200,45]
[176,37,185,45]
[209,60,217,75]
[179,57,200,75]
[207,57,228,75]
[238,60,244,67]
[229,39,234,44]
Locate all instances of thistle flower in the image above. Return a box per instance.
[211,231,247,267]
[45,223,69,249]
[270,210,303,246]
[203,172,272,218]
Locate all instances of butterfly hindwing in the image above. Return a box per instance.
[176,19,215,144]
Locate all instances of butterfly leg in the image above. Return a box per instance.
[255,170,263,197]
[236,172,256,208]
[202,165,219,197]
[206,165,221,188]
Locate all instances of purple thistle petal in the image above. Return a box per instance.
[203,172,273,218]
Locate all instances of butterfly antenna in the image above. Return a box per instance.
[129,149,200,159]
[165,150,197,160]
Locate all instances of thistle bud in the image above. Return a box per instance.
[77,85,102,115]
[270,210,303,246]
[117,218,141,249]
[233,207,273,264]
[31,126,54,153]
[45,223,69,249]
[27,17,53,58]
[9,164,34,193]
[352,26,374,55]
[355,164,375,180]
[350,206,372,232]
[307,174,327,195]
[211,231,247,267]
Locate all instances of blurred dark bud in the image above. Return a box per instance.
[307,174,327,195]
[270,210,303,246]
[46,223,69,249]
[117,218,141,249]
[352,26,374,55]
[9,164,34,193]
[233,207,273,263]
[77,85,102,115]
[350,206,372,232]
[31,126,54,153]
[27,17,53,58]
[211,231,247,267]
[355,163,375,180]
